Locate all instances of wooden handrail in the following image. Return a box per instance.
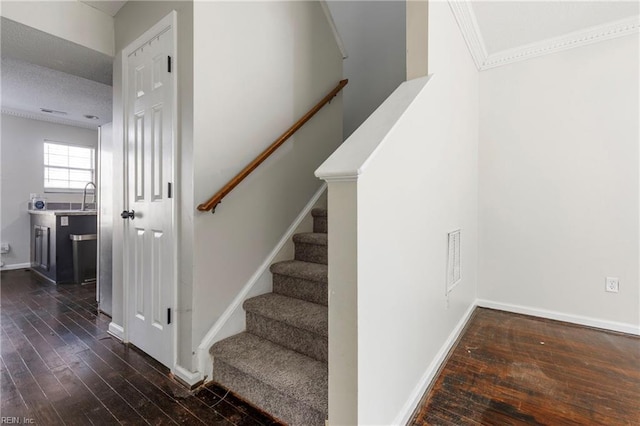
[197,79,348,213]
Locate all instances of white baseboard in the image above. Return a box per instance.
[173,364,202,387]
[476,299,640,336]
[196,183,328,381]
[393,301,477,426]
[108,322,125,340]
[0,262,31,271]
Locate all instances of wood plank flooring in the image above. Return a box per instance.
[412,308,640,425]
[6,268,638,425]
[0,269,282,425]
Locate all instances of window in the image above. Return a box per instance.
[44,141,95,191]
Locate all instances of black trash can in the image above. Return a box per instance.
[70,234,97,284]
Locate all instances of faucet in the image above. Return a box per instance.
[82,182,96,211]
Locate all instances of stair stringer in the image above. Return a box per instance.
[196,183,328,382]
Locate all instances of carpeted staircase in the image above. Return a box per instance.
[210,208,329,425]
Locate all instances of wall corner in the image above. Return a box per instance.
[407,0,428,79]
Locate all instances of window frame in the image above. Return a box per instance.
[43,140,97,194]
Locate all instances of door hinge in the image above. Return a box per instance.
[167,56,172,73]
[167,182,172,199]
[167,308,172,325]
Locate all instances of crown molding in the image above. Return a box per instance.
[448,0,487,70]
[1,108,99,130]
[482,15,640,69]
[448,1,640,71]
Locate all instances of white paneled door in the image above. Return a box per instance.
[123,17,175,369]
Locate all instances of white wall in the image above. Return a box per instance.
[191,0,343,371]
[479,34,640,329]
[326,1,406,137]
[0,114,98,267]
[359,3,478,422]
[0,0,115,56]
[316,2,479,423]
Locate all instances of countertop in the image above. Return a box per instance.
[28,209,97,216]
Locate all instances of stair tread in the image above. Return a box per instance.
[211,332,327,413]
[270,260,327,283]
[311,208,327,217]
[293,232,327,246]
[244,293,327,337]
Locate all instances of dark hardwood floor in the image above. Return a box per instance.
[412,307,640,425]
[5,268,638,425]
[0,269,282,425]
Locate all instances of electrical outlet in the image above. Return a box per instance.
[0,243,9,254]
[605,277,619,293]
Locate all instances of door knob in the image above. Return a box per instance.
[121,210,135,220]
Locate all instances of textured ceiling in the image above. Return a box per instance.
[1,17,113,129]
[1,57,112,129]
[471,1,640,54]
[1,17,113,85]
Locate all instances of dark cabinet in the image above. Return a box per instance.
[30,212,97,284]
[33,225,50,270]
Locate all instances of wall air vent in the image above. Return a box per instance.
[446,229,461,294]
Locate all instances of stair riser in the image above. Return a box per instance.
[294,242,327,265]
[273,273,328,306]
[246,312,327,362]
[213,360,326,426]
[313,216,327,233]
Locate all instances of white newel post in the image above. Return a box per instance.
[315,76,431,424]
[323,179,359,425]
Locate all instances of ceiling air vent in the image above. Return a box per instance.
[40,108,67,115]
